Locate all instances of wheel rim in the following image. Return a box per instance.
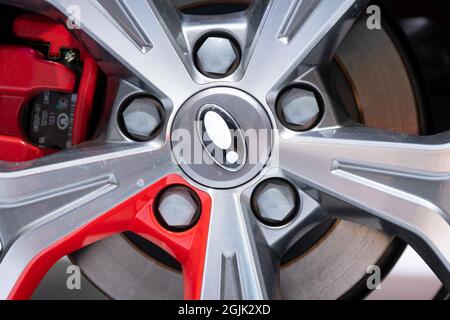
[1,0,448,300]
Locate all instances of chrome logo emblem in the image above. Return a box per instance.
[197,104,247,172]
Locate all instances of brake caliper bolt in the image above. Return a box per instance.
[277,87,323,131]
[251,179,300,227]
[155,185,201,232]
[195,34,240,78]
[119,97,164,141]
[63,49,78,64]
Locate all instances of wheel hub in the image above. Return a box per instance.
[171,87,273,189]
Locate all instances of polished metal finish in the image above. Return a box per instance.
[277,126,450,289]
[155,186,200,231]
[278,0,321,44]
[72,10,419,300]
[120,97,163,141]
[200,190,269,299]
[96,0,153,53]
[279,17,416,299]
[239,0,368,104]
[50,0,201,107]
[5,0,450,302]
[196,36,239,77]
[199,184,324,299]
[0,142,179,299]
[221,251,243,299]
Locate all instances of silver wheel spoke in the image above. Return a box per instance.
[279,126,450,288]
[201,191,280,300]
[250,185,327,257]
[0,142,177,298]
[241,0,367,101]
[46,0,198,105]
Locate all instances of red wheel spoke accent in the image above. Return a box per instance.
[7,175,211,300]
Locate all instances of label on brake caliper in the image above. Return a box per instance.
[28,91,77,150]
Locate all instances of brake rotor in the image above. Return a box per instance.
[71,11,420,299]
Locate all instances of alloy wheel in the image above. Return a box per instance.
[0,0,447,300]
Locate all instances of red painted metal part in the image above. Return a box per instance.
[7,175,211,300]
[13,14,81,58]
[0,45,76,139]
[72,54,98,145]
[14,14,99,147]
[13,14,99,146]
[0,135,47,162]
[0,14,98,161]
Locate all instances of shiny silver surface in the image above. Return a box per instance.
[201,184,325,299]
[0,142,179,299]
[75,13,419,300]
[2,0,448,301]
[278,127,450,288]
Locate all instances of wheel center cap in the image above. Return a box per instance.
[171,87,273,189]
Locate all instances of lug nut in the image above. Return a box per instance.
[155,185,201,232]
[251,179,300,227]
[277,87,323,131]
[119,97,163,141]
[195,34,240,78]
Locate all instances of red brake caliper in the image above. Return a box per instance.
[7,175,211,300]
[0,14,97,161]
